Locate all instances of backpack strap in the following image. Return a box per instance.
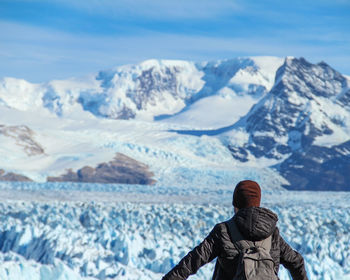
[225,218,272,252]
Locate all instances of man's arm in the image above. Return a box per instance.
[279,234,308,280]
[162,224,220,280]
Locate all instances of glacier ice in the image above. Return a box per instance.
[0,182,349,279]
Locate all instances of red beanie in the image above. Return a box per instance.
[233,180,261,209]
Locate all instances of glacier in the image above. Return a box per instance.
[0,182,349,280]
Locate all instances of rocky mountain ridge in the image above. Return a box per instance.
[0,57,282,121]
[237,58,350,190]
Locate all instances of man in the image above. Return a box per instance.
[162,180,308,280]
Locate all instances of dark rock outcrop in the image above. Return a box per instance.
[47,153,156,185]
[0,169,32,182]
[277,141,350,191]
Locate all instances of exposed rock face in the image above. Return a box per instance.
[47,153,156,185]
[126,67,179,111]
[0,124,44,156]
[0,169,32,182]
[278,141,350,191]
[79,61,199,120]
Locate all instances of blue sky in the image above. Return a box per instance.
[0,0,349,82]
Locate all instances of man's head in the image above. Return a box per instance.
[233,180,261,210]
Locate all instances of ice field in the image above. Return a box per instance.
[0,182,349,280]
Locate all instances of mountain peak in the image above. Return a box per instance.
[274,57,347,99]
[227,57,349,159]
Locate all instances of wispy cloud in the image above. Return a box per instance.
[1,20,349,83]
[1,0,245,37]
[1,0,349,81]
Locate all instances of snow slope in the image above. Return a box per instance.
[0,56,286,187]
[0,100,288,188]
[158,56,284,128]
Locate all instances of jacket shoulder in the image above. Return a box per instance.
[209,221,239,255]
[210,221,232,238]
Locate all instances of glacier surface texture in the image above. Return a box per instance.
[0,182,349,280]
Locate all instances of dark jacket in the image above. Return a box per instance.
[162,207,308,280]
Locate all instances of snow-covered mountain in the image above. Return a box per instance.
[1,56,350,190]
[221,57,350,190]
[0,57,282,122]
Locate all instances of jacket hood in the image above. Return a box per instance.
[233,207,278,241]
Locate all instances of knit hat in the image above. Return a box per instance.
[233,180,261,209]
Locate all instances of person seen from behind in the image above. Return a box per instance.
[162,180,308,280]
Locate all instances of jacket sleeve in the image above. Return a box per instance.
[162,224,221,280]
[279,234,309,280]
